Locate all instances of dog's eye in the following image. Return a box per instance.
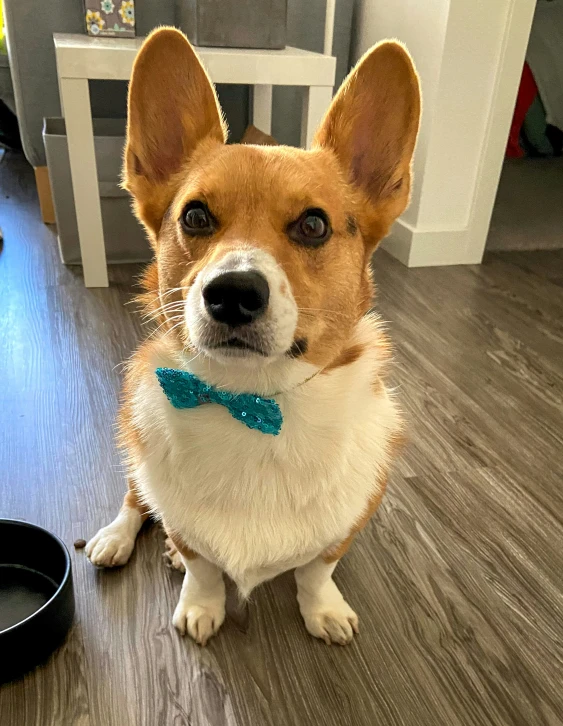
[301,213,326,238]
[181,201,214,235]
[288,208,331,247]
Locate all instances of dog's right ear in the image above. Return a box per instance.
[124,27,226,238]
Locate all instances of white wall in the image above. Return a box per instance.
[353,0,536,267]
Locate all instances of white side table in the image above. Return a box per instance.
[53,33,336,287]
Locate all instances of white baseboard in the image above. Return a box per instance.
[382,218,483,267]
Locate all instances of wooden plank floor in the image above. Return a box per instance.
[1,151,562,726]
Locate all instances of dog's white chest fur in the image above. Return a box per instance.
[132,323,400,595]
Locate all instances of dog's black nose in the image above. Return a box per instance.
[203,271,270,327]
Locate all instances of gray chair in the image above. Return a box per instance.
[3,0,354,225]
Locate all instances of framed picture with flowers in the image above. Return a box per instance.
[84,1,135,37]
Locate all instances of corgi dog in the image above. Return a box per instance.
[86,27,420,646]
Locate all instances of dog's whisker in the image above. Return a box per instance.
[160,285,190,299]
[144,313,185,341]
[297,307,347,319]
[141,308,186,327]
[141,311,184,327]
[143,314,183,335]
[142,300,185,314]
[183,349,203,367]
[142,301,186,321]
[159,318,187,340]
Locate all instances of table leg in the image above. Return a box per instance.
[60,77,108,288]
[301,86,333,149]
[252,85,273,134]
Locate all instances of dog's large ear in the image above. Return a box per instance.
[314,41,420,246]
[124,27,226,238]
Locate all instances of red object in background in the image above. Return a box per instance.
[506,62,538,158]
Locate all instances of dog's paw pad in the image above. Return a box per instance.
[85,527,135,568]
[303,605,359,645]
[173,602,225,646]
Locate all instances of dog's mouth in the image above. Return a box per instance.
[205,336,308,362]
[209,337,268,357]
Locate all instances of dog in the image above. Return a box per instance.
[85,27,420,646]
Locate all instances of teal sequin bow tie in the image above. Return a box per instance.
[155,367,282,435]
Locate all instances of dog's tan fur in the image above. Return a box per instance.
[86,27,420,646]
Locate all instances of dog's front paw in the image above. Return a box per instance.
[173,600,225,646]
[302,602,359,645]
[85,524,136,567]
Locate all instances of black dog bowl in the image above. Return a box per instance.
[0,519,74,682]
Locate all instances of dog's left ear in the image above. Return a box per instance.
[124,27,226,238]
[314,41,421,246]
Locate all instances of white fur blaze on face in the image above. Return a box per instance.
[185,247,298,364]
